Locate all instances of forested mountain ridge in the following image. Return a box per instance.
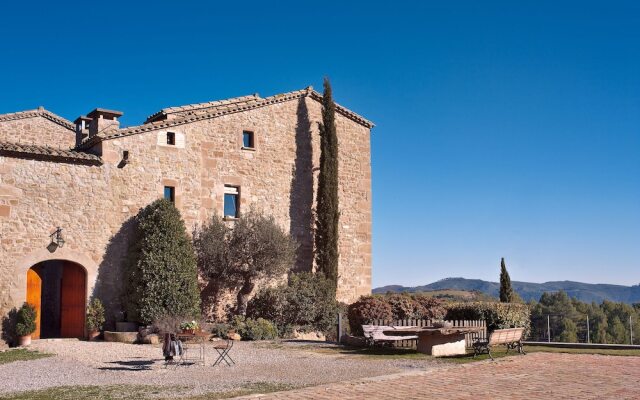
[374,277,640,304]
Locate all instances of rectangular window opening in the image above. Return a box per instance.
[164,186,175,203]
[242,131,254,149]
[166,131,176,145]
[224,185,239,218]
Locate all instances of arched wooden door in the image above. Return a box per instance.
[60,262,86,338]
[26,267,42,339]
[26,261,86,339]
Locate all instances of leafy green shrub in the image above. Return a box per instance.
[125,199,201,325]
[86,298,105,332]
[385,294,426,320]
[212,322,231,339]
[347,294,448,335]
[230,316,278,340]
[15,303,37,337]
[246,284,287,328]
[445,301,531,334]
[413,295,447,319]
[347,296,393,335]
[247,273,339,336]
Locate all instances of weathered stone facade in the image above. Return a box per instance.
[0,87,372,340]
[0,108,76,148]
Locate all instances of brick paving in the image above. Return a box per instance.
[247,353,640,399]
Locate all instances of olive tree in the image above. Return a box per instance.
[195,210,296,316]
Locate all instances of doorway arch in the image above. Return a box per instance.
[26,260,87,339]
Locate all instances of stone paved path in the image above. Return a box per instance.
[247,353,640,399]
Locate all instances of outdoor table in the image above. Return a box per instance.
[176,332,209,366]
[384,326,483,357]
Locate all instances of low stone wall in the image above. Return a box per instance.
[103,331,138,344]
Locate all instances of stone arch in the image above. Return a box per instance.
[13,249,98,325]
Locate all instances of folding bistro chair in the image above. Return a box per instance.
[212,339,235,366]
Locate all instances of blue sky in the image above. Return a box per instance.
[1,1,638,287]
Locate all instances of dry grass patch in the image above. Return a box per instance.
[0,383,297,400]
[0,349,53,365]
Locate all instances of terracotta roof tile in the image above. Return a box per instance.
[145,94,261,123]
[0,142,102,164]
[78,87,373,149]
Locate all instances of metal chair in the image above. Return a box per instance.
[212,339,235,366]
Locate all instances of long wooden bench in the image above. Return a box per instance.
[362,325,419,347]
[472,327,526,360]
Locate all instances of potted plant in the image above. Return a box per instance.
[15,302,37,346]
[86,298,105,341]
[179,320,199,334]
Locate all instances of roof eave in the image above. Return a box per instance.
[76,87,373,149]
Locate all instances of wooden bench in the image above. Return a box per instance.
[472,327,526,360]
[362,325,419,347]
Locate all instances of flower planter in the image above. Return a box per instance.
[182,329,195,335]
[18,335,31,347]
[88,330,101,341]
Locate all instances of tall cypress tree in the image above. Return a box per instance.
[499,257,514,303]
[315,77,340,287]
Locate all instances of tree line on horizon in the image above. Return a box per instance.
[500,259,639,344]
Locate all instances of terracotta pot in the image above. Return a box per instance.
[88,330,101,341]
[18,335,31,347]
[182,329,195,334]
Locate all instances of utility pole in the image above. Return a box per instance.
[630,315,634,345]
[547,315,551,343]
[586,315,590,344]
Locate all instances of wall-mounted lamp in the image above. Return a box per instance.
[50,227,65,248]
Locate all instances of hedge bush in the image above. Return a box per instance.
[445,301,531,334]
[125,199,201,325]
[347,296,393,335]
[247,272,339,336]
[348,294,530,337]
[385,294,425,320]
[413,295,447,319]
[230,316,278,340]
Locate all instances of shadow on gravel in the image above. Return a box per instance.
[97,359,157,371]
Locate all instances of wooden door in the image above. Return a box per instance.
[26,267,42,339]
[60,263,86,338]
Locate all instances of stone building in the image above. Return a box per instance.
[0,87,373,342]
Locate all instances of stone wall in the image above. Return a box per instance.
[0,111,75,148]
[0,93,371,340]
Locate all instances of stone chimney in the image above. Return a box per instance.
[85,108,123,137]
[73,115,92,145]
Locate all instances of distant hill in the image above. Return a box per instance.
[373,277,640,304]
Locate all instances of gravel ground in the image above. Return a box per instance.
[0,339,444,397]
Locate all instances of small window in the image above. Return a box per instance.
[164,186,175,203]
[166,132,175,145]
[242,131,254,149]
[224,186,239,218]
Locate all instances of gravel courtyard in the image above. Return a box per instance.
[0,340,445,398]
